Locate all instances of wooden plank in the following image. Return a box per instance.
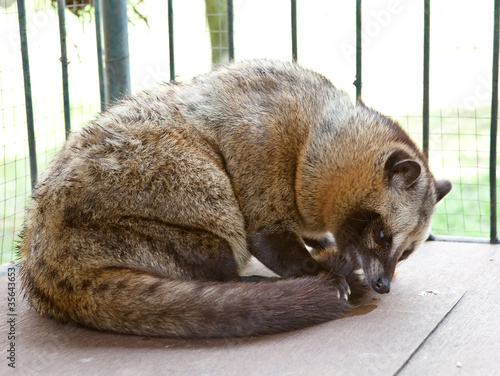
[398,246,500,376]
[0,241,496,376]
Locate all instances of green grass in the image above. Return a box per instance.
[395,109,497,240]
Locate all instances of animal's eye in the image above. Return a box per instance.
[375,228,391,246]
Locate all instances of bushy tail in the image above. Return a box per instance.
[24,256,367,339]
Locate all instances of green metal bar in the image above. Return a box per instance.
[57,0,71,138]
[423,0,430,159]
[490,0,499,244]
[101,0,131,104]
[291,0,297,62]
[227,0,234,60]
[168,0,175,81]
[429,235,491,244]
[16,0,37,189]
[94,0,106,111]
[355,0,362,101]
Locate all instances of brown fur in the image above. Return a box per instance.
[18,59,450,338]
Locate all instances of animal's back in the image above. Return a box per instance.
[18,60,450,338]
[19,60,365,338]
[174,60,353,234]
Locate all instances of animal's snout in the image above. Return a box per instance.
[372,276,390,294]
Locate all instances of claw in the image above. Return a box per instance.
[344,293,349,301]
[336,291,340,299]
[347,287,351,295]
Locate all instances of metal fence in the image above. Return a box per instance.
[0,0,499,263]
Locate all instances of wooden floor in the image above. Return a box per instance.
[1,241,499,376]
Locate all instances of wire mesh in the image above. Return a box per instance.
[359,0,497,240]
[1,0,33,264]
[0,0,498,264]
[0,0,100,263]
[426,1,496,240]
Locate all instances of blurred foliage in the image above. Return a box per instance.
[49,0,148,26]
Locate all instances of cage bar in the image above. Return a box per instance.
[291,0,297,62]
[16,0,37,190]
[57,0,71,138]
[423,0,430,159]
[355,0,362,101]
[101,0,131,104]
[423,0,435,241]
[227,0,234,60]
[94,0,106,111]
[490,0,499,244]
[168,0,175,81]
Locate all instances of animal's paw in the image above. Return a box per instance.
[313,248,369,304]
[321,271,351,301]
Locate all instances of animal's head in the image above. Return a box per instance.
[333,149,452,294]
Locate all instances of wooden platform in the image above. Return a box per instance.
[1,241,499,375]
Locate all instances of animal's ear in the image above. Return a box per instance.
[435,180,452,202]
[385,150,422,190]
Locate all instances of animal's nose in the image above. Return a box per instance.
[372,276,390,294]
